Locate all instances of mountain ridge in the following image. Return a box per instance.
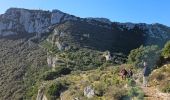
[0,8,169,35]
[0,8,170,54]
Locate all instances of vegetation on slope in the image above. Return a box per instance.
[0,30,169,100]
[29,37,170,100]
[0,38,48,100]
[37,66,144,100]
[162,40,170,58]
[150,64,170,93]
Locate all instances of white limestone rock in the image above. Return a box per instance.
[84,86,95,98]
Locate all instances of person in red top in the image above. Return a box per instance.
[120,68,128,79]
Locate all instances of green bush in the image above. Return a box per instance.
[128,87,139,97]
[108,86,128,100]
[47,82,64,99]
[55,67,72,75]
[88,74,100,82]
[162,41,170,58]
[25,84,39,99]
[42,71,59,80]
[45,79,69,100]
[128,45,161,69]
[41,40,59,54]
[94,82,107,96]
[64,49,103,71]
[127,79,136,87]
[42,67,71,80]
[128,87,144,100]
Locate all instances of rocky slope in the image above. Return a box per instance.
[0,38,48,100]
[0,8,170,54]
[0,8,170,100]
[48,21,170,54]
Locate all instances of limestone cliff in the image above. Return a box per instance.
[0,8,79,37]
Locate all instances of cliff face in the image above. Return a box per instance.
[0,8,79,37]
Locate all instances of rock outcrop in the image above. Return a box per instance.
[103,51,112,61]
[0,8,79,37]
[47,52,59,70]
[84,86,95,98]
[47,52,66,70]
[36,83,48,100]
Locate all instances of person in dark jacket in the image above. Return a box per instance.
[143,61,150,87]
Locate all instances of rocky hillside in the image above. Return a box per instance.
[0,8,170,100]
[0,37,48,100]
[0,8,170,54]
[49,21,170,54]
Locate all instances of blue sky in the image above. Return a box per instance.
[0,0,170,26]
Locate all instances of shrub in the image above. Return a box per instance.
[42,71,58,80]
[42,67,71,80]
[162,41,170,58]
[26,84,39,99]
[88,74,100,82]
[128,45,161,69]
[41,40,59,54]
[47,82,64,99]
[94,82,107,96]
[127,79,136,87]
[128,87,139,97]
[106,86,128,100]
[63,49,103,71]
[55,67,72,75]
[128,87,144,100]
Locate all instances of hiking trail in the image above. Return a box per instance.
[134,72,170,100]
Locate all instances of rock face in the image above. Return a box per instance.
[0,8,79,36]
[47,52,66,70]
[36,83,48,100]
[103,51,112,61]
[47,52,59,70]
[84,86,95,98]
[36,89,48,100]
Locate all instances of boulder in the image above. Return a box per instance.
[84,86,95,98]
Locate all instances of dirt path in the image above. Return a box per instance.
[134,75,170,100]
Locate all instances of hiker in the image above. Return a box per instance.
[128,68,133,78]
[143,60,150,87]
[120,68,128,79]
